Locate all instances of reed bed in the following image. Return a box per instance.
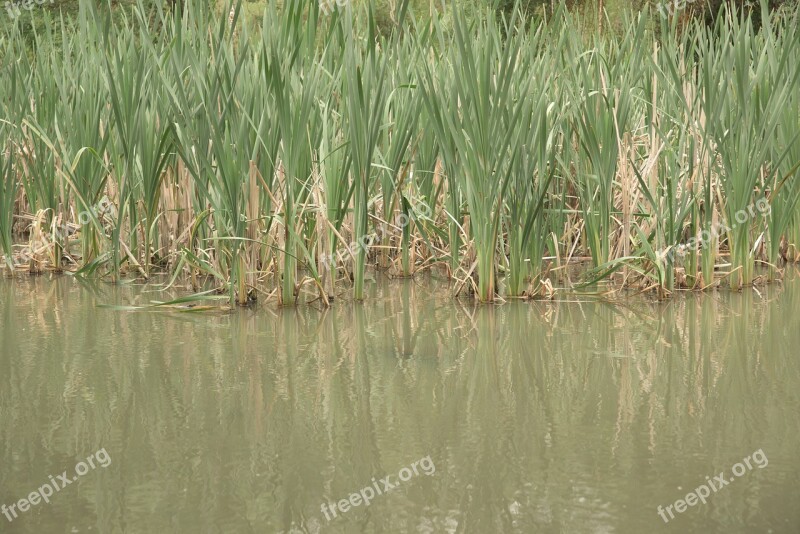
[1,0,799,304]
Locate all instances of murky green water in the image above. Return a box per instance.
[1,273,799,533]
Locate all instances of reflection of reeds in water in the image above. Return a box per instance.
[2,274,799,530]
[2,2,800,307]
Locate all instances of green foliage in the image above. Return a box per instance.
[2,0,800,305]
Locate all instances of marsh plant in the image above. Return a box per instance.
[1,0,800,304]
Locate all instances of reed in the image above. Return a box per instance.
[1,0,799,304]
[503,41,560,297]
[0,121,16,271]
[420,9,536,302]
[376,34,420,275]
[645,17,705,292]
[342,6,387,300]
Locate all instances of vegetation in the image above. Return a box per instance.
[1,0,800,304]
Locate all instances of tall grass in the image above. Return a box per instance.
[0,120,16,270]
[420,10,536,302]
[1,0,800,304]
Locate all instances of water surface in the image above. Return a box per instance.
[1,273,799,533]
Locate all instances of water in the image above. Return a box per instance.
[1,273,799,533]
